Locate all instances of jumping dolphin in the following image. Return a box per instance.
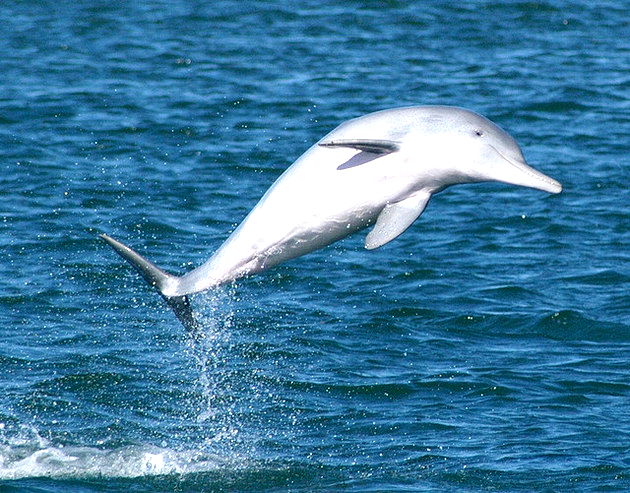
[101,106,562,332]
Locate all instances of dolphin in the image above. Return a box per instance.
[101,105,562,332]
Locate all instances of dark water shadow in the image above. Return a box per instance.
[337,151,384,170]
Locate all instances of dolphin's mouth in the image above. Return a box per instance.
[490,145,562,194]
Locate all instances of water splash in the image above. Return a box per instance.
[183,285,295,460]
[186,286,237,421]
[178,286,262,459]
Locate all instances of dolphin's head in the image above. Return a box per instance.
[426,107,562,194]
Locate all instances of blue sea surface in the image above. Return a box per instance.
[1,1,628,491]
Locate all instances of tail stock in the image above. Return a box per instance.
[99,234,201,333]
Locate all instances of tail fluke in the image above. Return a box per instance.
[99,234,200,333]
[100,234,174,291]
[163,294,201,335]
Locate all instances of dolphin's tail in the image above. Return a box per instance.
[99,234,200,333]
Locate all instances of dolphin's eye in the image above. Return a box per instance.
[475,129,484,137]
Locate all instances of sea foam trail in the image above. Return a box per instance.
[0,431,224,480]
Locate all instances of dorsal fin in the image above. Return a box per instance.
[318,139,399,155]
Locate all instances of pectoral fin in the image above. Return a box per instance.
[319,139,399,155]
[365,191,431,250]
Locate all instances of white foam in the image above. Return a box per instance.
[0,426,225,480]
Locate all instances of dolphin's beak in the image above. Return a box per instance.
[491,146,562,194]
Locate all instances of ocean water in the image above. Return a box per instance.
[1,0,628,491]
